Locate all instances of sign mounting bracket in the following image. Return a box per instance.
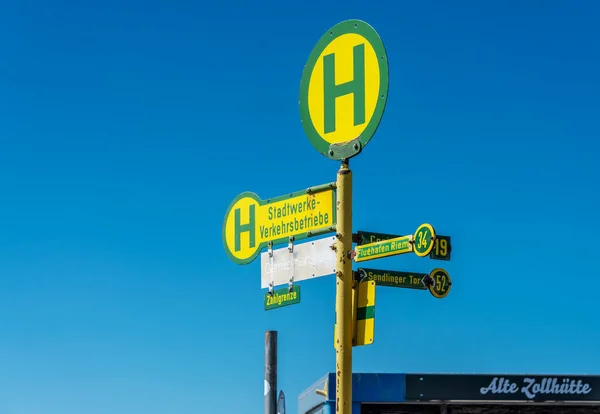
[327,137,362,161]
[268,241,274,295]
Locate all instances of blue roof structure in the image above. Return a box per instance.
[298,372,600,414]
[299,372,407,413]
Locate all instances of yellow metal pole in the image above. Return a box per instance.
[335,159,353,414]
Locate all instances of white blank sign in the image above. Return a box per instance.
[260,236,337,289]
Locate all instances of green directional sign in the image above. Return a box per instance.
[264,286,301,311]
[354,235,412,262]
[356,229,451,261]
[353,223,438,262]
[358,268,427,290]
[355,230,399,245]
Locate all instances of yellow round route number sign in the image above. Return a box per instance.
[413,223,436,257]
[429,268,452,299]
[299,20,389,160]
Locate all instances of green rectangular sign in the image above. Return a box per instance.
[354,235,413,262]
[430,235,451,261]
[356,230,400,245]
[358,268,427,290]
[264,285,301,311]
[356,230,451,261]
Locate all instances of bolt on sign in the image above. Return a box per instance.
[334,280,376,348]
[222,183,337,265]
[299,19,389,160]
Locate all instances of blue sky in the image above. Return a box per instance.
[1,0,599,413]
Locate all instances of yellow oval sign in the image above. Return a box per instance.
[299,20,389,160]
[413,223,436,257]
[428,268,452,299]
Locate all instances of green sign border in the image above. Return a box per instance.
[299,19,389,160]
[429,268,452,299]
[222,183,338,265]
[413,223,436,257]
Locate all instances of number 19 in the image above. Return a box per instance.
[435,238,448,256]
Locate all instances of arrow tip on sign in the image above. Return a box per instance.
[422,275,434,288]
[358,268,367,281]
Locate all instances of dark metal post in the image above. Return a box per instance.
[265,330,277,414]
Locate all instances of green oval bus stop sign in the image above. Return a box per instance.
[299,19,389,160]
